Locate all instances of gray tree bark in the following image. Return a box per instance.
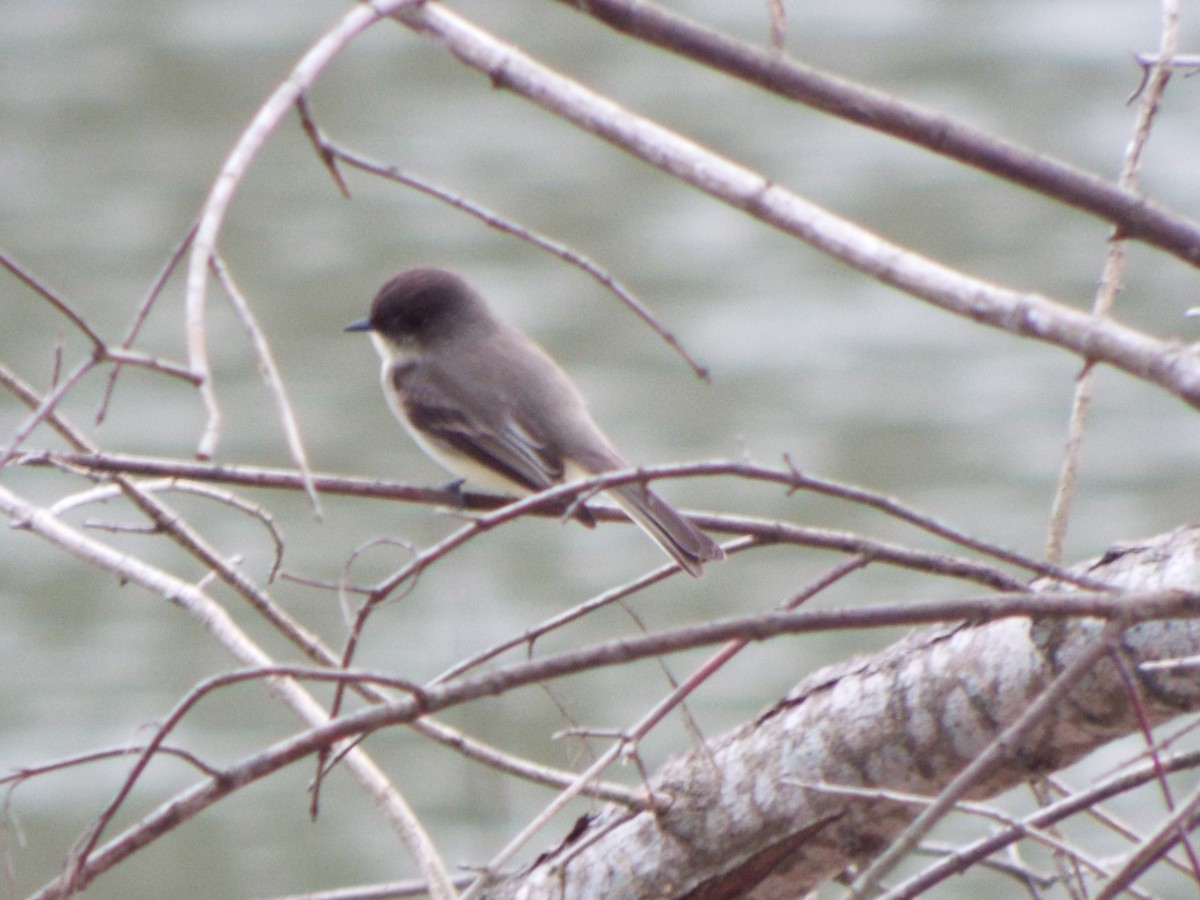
[492,526,1200,898]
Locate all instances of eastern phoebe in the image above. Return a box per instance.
[345,267,724,577]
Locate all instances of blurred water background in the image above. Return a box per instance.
[3,1,1200,896]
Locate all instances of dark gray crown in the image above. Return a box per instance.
[366,267,495,344]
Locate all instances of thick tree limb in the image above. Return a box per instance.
[488,526,1200,898]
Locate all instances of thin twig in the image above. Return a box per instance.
[49,478,287,584]
[3,365,450,898]
[97,223,198,423]
[209,254,322,516]
[1,744,225,786]
[67,664,430,879]
[1094,779,1200,900]
[886,752,1200,898]
[0,251,107,349]
[16,568,1197,898]
[184,0,425,461]
[2,479,449,900]
[0,358,95,470]
[429,535,756,685]
[297,118,711,381]
[1045,0,1179,563]
[793,781,1117,883]
[1110,639,1200,880]
[2,373,335,665]
[766,0,786,53]
[0,251,198,384]
[458,559,887,897]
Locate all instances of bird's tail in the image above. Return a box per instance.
[606,481,724,578]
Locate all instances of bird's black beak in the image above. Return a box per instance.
[343,318,372,333]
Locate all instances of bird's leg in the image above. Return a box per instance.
[439,477,467,509]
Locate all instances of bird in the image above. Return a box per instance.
[344,266,724,577]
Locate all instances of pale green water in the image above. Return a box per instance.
[3,1,1200,897]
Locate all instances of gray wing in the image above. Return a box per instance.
[401,385,563,493]
[393,360,597,526]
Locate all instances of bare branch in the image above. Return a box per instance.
[391,4,1200,414]
[0,252,199,386]
[1094,780,1200,899]
[49,478,287,584]
[185,0,422,461]
[793,781,1114,883]
[209,254,322,515]
[484,530,1200,897]
[26,451,1103,589]
[462,554,869,897]
[1046,0,1181,563]
[428,548,730,685]
[295,115,712,381]
[15,497,1200,898]
[2,480,455,900]
[0,252,109,350]
[550,0,1200,267]
[888,753,1200,897]
[97,223,198,423]
[0,357,96,469]
[2,377,340,667]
